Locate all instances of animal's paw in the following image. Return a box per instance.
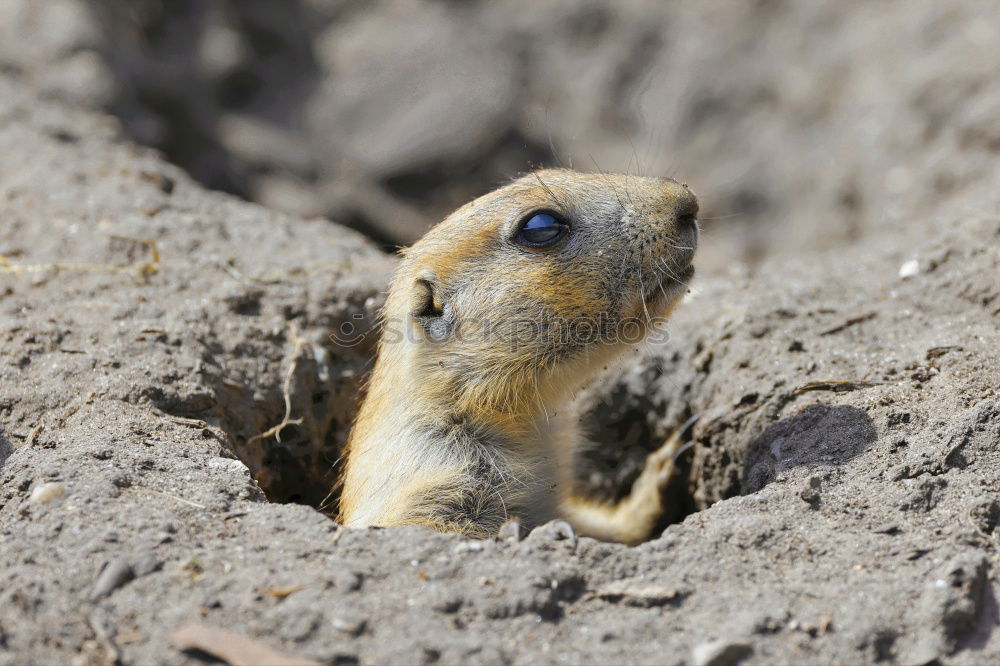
[529,519,576,545]
[646,414,700,488]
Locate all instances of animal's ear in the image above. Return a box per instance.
[410,277,444,319]
[409,273,453,342]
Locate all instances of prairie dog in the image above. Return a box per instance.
[338,168,698,544]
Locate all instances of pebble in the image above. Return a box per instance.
[331,615,367,636]
[89,554,162,600]
[531,520,576,544]
[90,558,136,600]
[898,259,920,278]
[799,476,821,506]
[334,570,365,592]
[871,522,900,535]
[29,482,65,504]
[967,497,999,535]
[132,554,161,577]
[453,540,484,554]
[498,519,523,542]
[691,639,753,666]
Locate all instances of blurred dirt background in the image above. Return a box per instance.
[5,0,999,267]
[1,1,999,664]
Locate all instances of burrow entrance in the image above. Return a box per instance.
[185,326,705,535]
[183,326,876,540]
[193,324,378,515]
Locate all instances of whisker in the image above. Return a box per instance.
[623,154,636,208]
[533,173,570,211]
[655,257,696,291]
[588,153,627,213]
[697,213,743,221]
[619,115,645,178]
[637,264,654,328]
[543,91,566,169]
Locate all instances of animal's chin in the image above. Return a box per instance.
[642,264,695,314]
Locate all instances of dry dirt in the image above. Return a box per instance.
[5,0,1000,271]
[3,1,1000,664]
[2,67,999,666]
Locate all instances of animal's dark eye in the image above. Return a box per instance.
[514,212,569,248]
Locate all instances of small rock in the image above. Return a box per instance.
[453,540,484,554]
[432,596,463,614]
[29,482,65,505]
[89,558,136,600]
[898,259,920,278]
[132,554,161,577]
[800,476,821,507]
[284,611,320,642]
[967,498,999,535]
[89,554,162,600]
[871,523,900,535]
[138,170,175,194]
[594,580,690,607]
[691,639,753,666]
[331,615,367,636]
[334,570,364,592]
[498,518,524,542]
[530,520,576,544]
[752,610,791,635]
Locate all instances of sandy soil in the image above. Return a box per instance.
[2,67,999,666]
[4,1,1000,272]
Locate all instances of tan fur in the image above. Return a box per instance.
[338,168,698,544]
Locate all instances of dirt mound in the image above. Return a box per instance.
[2,72,998,664]
[4,1,1000,271]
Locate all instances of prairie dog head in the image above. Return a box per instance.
[380,168,698,427]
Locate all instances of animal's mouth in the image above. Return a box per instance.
[642,262,695,310]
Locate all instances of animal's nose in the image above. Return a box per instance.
[673,190,699,234]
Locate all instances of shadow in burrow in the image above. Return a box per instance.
[165,313,873,536]
[574,387,878,537]
[740,403,877,495]
[574,357,702,529]
[152,313,381,514]
[228,336,373,512]
[0,428,11,472]
[201,332,695,525]
[682,402,878,513]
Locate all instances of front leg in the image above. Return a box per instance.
[560,427,692,545]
